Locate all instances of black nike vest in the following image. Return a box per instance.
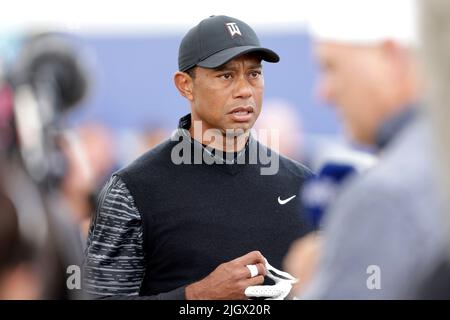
[117,121,314,296]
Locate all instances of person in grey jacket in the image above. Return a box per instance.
[284,0,448,299]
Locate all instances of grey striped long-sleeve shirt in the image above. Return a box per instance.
[83,175,185,299]
[84,175,145,297]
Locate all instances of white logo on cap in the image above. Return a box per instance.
[226,22,242,37]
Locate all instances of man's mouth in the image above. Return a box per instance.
[228,106,254,122]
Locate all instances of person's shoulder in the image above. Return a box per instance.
[362,118,431,192]
[331,121,436,221]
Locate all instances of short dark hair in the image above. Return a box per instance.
[184,67,196,79]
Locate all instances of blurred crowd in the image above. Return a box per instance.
[0,32,175,299]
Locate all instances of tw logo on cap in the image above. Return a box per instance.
[226,22,242,37]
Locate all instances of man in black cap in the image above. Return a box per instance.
[84,15,313,300]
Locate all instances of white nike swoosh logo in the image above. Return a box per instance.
[278,195,296,205]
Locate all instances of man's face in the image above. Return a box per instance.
[189,54,264,134]
[315,42,393,145]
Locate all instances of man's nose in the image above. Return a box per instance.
[233,75,253,99]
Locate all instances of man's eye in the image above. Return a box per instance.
[219,73,232,80]
[249,71,262,78]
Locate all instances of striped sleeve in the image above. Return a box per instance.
[83,175,145,297]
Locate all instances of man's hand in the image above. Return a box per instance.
[185,251,267,300]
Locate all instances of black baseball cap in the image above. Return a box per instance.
[178,15,280,72]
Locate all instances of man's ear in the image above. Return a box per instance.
[174,71,194,101]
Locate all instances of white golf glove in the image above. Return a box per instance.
[244,258,298,300]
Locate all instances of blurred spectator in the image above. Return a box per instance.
[284,0,447,299]
[139,127,171,152]
[1,53,42,299]
[0,31,92,299]
[60,123,115,237]
[0,181,41,299]
[254,99,304,161]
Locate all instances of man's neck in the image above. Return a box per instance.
[375,103,418,151]
[188,126,250,153]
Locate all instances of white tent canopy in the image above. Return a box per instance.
[0,0,311,34]
[0,0,418,42]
